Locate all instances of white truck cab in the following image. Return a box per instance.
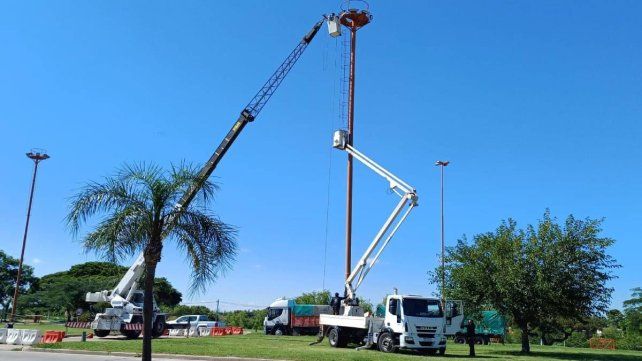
[382,295,446,353]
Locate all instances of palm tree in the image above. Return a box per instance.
[67,163,237,361]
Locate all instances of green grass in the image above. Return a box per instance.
[13,322,86,337]
[36,333,642,361]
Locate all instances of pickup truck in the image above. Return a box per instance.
[166,315,224,331]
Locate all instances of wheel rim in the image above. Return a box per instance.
[381,335,393,352]
[275,329,283,336]
[329,330,338,345]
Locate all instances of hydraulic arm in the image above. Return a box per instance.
[86,17,326,305]
[332,130,419,302]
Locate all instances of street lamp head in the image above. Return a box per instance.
[26,148,50,161]
[435,160,450,167]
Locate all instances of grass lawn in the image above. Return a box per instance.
[13,322,86,337]
[36,333,642,361]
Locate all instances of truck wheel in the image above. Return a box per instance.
[94,329,110,338]
[274,327,284,336]
[377,332,397,353]
[152,318,166,338]
[454,335,465,344]
[328,327,346,348]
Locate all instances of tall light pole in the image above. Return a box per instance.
[435,160,449,309]
[9,149,49,324]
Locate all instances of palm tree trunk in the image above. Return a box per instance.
[142,261,157,361]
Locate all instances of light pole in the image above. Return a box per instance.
[9,149,49,324]
[435,160,449,309]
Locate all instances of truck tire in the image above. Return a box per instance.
[94,329,110,338]
[454,335,465,344]
[152,317,166,338]
[377,332,397,353]
[274,327,284,336]
[328,327,347,348]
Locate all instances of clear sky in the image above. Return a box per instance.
[1,1,640,311]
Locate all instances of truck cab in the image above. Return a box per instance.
[264,298,290,335]
[376,295,447,354]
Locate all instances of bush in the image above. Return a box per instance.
[78,311,93,322]
[617,334,642,351]
[601,326,623,339]
[565,332,589,348]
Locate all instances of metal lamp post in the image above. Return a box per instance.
[9,149,50,324]
[435,160,449,309]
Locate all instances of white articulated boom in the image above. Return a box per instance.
[332,130,419,304]
[316,131,446,355]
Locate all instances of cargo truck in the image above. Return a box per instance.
[264,298,332,336]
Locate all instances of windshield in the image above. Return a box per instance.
[402,298,443,318]
[267,308,284,320]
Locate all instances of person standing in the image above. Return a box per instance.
[466,319,476,357]
[330,292,345,315]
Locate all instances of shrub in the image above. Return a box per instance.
[617,334,642,351]
[565,332,589,348]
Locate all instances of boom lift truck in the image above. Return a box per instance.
[84,17,327,339]
[314,130,447,355]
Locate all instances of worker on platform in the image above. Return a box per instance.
[466,319,476,357]
[330,292,345,315]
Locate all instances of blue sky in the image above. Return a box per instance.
[1,1,640,311]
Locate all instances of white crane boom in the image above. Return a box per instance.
[332,130,419,301]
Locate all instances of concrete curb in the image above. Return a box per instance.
[28,347,282,361]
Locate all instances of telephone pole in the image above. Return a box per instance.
[10,149,50,324]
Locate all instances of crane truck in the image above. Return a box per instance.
[313,130,447,355]
[83,16,327,339]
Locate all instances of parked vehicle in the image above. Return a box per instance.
[445,301,506,344]
[264,298,332,336]
[166,314,224,332]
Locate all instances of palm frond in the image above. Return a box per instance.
[66,177,148,236]
[169,208,237,295]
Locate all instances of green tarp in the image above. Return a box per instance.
[292,304,331,317]
[470,311,506,336]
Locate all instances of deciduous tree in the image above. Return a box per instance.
[433,211,618,353]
